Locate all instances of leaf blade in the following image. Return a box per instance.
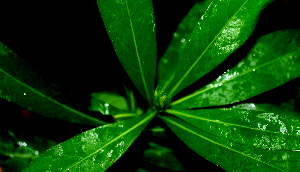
[172,29,300,109]
[22,111,156,172]
[158,0,274,99]
[0,42,106,126]
[98,0,157,103]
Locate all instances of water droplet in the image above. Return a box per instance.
[107,150,113,157]
[181,38,186,43]
[253,69,255,71]
[173,32,179,38]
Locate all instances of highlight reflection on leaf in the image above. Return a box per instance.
[172,29,300,109]
[166,107,300,151]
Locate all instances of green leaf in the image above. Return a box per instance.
[0,42,106,126]
[22,111,157,172]
[98,0,157,104]
[158,0,274,99]
[160,115,298,171]
[171,29,300,109]
[165,107,300,151]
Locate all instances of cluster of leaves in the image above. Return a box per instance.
[0,0,300,171]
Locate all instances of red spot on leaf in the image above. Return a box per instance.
[19,109,32,119]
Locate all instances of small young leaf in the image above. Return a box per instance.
[98,0,157,104]
[89,91,143,121]
[0,42,106,126]
[160,115,297,172]
[158,0,274,99]
[171,29,300,109]
[22,111,156,172]
[89,91,129,114]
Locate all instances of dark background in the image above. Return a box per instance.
[0,0,300,171]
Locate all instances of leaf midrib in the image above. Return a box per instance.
[125,1,151,103]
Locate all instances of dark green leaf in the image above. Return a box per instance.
[98,0,157,104]
[124,85,136,112]
[0,42,106,126]
[160,115,298,172]
[143,142,185,171]
[158,0,274,99]
[22,111,156,172]
[172,29,300,109]
[165,107,300,151]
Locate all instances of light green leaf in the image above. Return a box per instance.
[160,115,298,172]
[89,91,143,120]
[98,0,157,104]
[89,91,129,114]
[171,29,300,109]
[22,111,156,172]
[0,42,106,126]
[158,0,274,99]
[165,107,300,151]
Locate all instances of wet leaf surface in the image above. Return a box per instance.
[160,112,299,172]
[158,0,274,99]
[166,106,300,151]
[22,112,156,172]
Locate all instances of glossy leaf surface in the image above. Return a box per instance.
[98,0,157,104]
[0,42,105,126]
[165,107,300,151]
[22,111,156,172]
[160,115,299,171]
[158,0,274,99]
[172,29,300,109]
